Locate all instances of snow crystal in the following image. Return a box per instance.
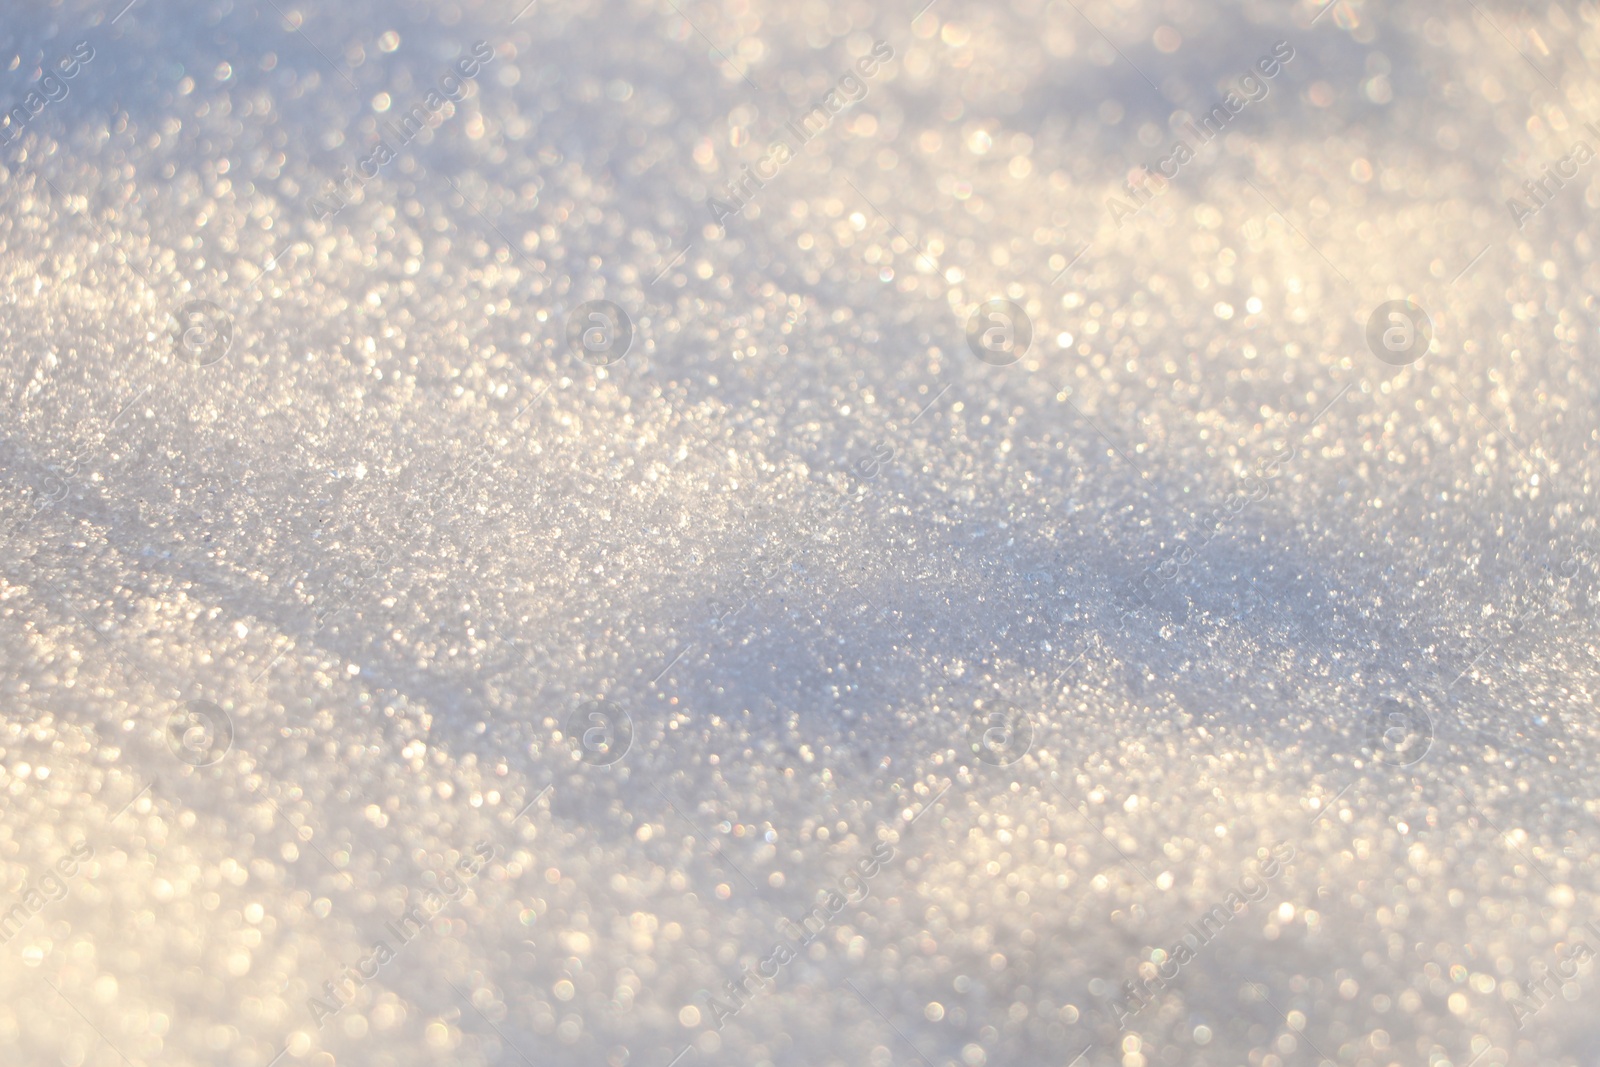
[2,0,1598,1065]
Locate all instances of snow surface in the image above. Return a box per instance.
[1,0,1599,1065]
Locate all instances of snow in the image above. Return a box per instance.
[1,0,1598,1065]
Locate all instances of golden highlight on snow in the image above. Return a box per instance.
[1,1,1597,1065]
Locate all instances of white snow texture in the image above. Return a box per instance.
[1,0,1598,1065]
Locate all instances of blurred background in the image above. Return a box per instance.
[2,0,1599,1064]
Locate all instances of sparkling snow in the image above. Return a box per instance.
[2,1,1599,1065]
